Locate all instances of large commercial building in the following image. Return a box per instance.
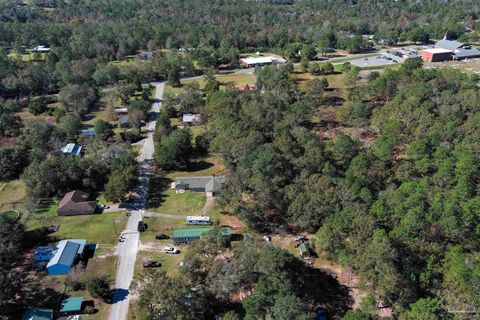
[420,37,480,62]
[239,56,286,68]
[420,48,453,62]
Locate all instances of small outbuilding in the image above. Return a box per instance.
[59,297,84,315]
[31,45,51,53]
[299,242,311,258]
[21,308,54,320]
[137,51,154,60]
[118,116,130,128]
[46,239,86,275]
[182,113,201,125]
[79,128,95,136]
[61,143,82,156]
[57,190,96,216]
[114,108,129,115]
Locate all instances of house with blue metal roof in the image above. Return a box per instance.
[46,239,86,275]
[21,308,53,320]
[61,143,82,155]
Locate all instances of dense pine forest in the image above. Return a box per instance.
[0,1,480,320]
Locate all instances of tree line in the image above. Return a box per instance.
[202,61,479,318]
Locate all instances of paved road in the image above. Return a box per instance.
[108,82,165,320]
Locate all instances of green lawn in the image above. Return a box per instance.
[164,73,255,96]
[25,211,127,245]
[140,216,186,242]
[157,190,206,216]
[0,180,27,212]
[134,249,186,279]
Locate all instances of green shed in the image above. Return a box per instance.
[299,242,310,257]
[60,297,84,314]
[172,227,232,243]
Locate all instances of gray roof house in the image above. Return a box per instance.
[173,175,225,196]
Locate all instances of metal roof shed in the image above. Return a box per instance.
[47,239,86,275]
[172,227,232,243]
[299,243,310,257]
[21,308,54,320]
[60,297,84,314]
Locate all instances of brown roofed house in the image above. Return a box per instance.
[57,190,97,216]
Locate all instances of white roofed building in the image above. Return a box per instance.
[239,56,285,68]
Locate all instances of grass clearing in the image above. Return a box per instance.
[157,190,206,216]
[24,211,127,245]
[140,216,186,242]
[0,180,27,212]
[134,249,186,279]
[164,72,255,96]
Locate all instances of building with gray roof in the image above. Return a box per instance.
[434,35,480,60]
[173,175,225,197]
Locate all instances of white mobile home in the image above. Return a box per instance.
[186,215,211,225]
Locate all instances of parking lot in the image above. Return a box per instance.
[350,54,401,68]
[347,47,422,68]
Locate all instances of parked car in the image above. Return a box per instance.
[137,220,145,232]
[163,246,180,254]
[143,261,161,268]
[155,234,169,240]
[118,235,126,242]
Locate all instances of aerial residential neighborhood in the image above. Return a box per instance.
[1,1,480,320]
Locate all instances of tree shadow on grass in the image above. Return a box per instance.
[289,258,354,319]
[146,173,171,209]
[109,288,129,304]
[187,160,214,173]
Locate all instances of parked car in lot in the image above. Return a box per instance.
[118,235,126,242]
[155,234,169,240]
[143,261,161,268]
[163,246,180,254]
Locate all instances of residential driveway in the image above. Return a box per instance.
[108,81,165,320]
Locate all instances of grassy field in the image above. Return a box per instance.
[134,249,186,279]
[0,179,27,212]
[164,72,255,96]
[292,71,348,97]
[24,211,127,245]
[8,52,48,61]
[157,190,206,216]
